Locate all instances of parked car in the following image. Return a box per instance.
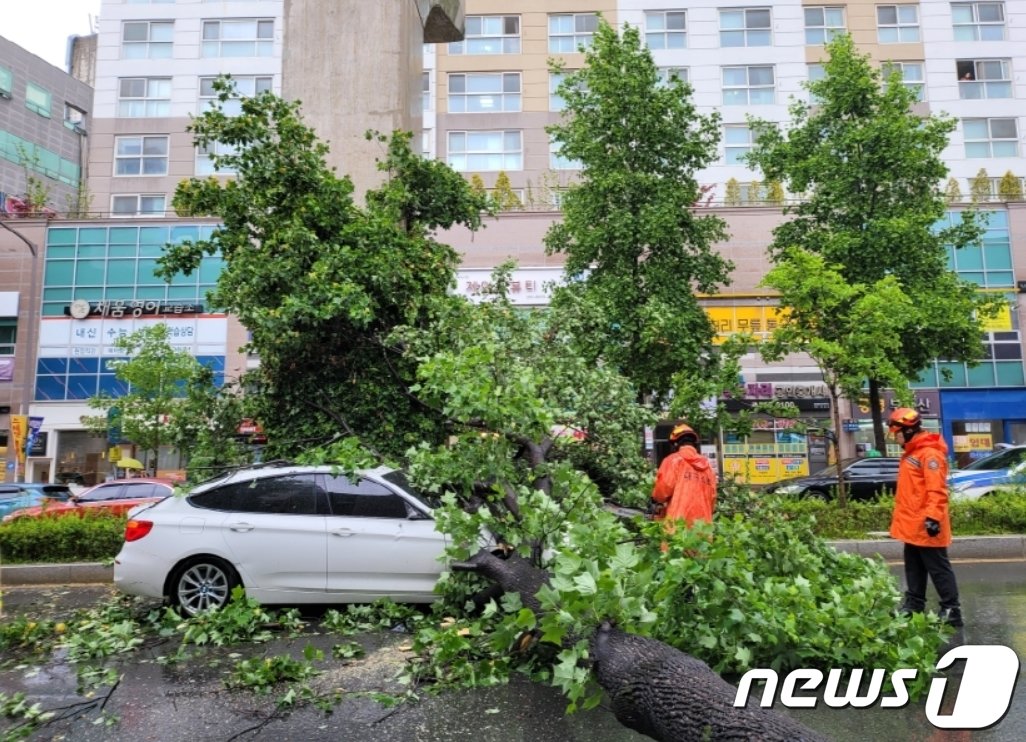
[114,464,482,616]
[762,458,901,501]
[0,483,73,520]
[949,445,1026,501]
[2,478,176,522]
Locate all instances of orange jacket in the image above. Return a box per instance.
[652,445,717,527]
[889,432,952,547]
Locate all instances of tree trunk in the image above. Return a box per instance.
[454,550,829,742]
[869,379,887,454]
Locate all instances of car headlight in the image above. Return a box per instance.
[774,485,803,496]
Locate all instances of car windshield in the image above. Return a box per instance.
[811,459,858,476]
[381,470,441,510]
[962,447,1026,471]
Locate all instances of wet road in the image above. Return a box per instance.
[1,559,1023,741]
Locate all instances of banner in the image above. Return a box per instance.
[10,414,27,465]
[25,416,44,458]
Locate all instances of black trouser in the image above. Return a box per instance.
[903,542,961,614]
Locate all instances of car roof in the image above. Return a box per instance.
[189,463,398,494]
[77,478,177,496]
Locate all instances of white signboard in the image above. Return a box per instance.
[455,267,567,306]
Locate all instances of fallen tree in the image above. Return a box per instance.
[455,549,829,742]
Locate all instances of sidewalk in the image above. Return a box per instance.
[2,535,1024,587]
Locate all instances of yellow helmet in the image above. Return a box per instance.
[669,423,698,445]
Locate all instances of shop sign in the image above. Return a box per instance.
[743,382,830,400]
[66,300,204,319]
[853,390,939,420]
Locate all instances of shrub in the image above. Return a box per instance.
[997,170,1024,201]
[0,513,125,563]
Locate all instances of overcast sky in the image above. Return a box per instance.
[3,1,102,70]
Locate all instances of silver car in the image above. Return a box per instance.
[114,464,460,616]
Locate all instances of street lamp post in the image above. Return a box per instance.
[1,220,40,483]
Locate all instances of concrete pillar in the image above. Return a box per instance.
[282,1,463,202]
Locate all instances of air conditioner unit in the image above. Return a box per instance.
[72,123,87,136]
[0,90,12,100]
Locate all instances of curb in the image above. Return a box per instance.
[1,536,1024,587]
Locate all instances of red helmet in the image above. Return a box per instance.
[668,423,698,445]
[888,407,921,432]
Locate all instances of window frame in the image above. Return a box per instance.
[447,72,522,114]
[951,2,1006,41]
[448,15,521,55]
[722,65,775,106]
[963,117,1019,158]
[121,20,173,59]
[118,77,172,118]
[803,6,846,45]
[114,135,170,177]
[0,318,16,356]
[724,124,756,165]
[198,75,273,114]
[25,83,51,118]
[956,59,1012,99]
[876,4,921,43]
[882,61,926,101]
[111,194,168,218]
[447,130,523,172]
[0,66,12,97]
[201,18,275,58]
[549,13,599,53]
[645,10,687,50]
[719,8,772,48]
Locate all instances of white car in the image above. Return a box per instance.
[949,445,1026,501]
[114,464,464,616]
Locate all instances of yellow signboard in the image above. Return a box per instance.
[109,446,122,463]
[705,306,789,344]
[10,415,27,465]
[980,303,1012,333]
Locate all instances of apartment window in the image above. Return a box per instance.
[549,136,581,170]
[122,21,173,59]
[646,10,687,50]
[963,118,1018,158]
[447,131,522,172]
[202,19,274,57]
[725,125,755,165]
[111,194,167,217]
[25,83,51,117]
[549,13,599,53]
[951,2,1005,41]
[196,142,239,175]
[448,73,521,113]
[119,78,171,117]
[720,8,771,47]
[64,104,87,133]
[115,136,169,176]
[422,72,431,112]
[956,59,1012,98]
[804,7,845,45]
[657,67,690,87]
[883,62,926,101]
[0,318,15,356]
[448,15,520,55]
[723,66,775,105]
[199,75,272,115]
[807,63,827,103]
[0,66,12,98]
[877,5,921,43]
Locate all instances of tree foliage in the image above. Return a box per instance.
[84,325,211,469]
[544,19,733,406]
[160,79,489,458]
[746,35,997,450]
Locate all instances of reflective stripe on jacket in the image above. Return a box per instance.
[652,445,717,528]
[889,432,952,547]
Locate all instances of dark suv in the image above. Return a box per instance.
[763,458,901,501]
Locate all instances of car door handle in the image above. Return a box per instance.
[331,529,355,537]
[228,522,255,532]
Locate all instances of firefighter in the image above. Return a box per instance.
[888,407,963,628]
[651,422,717,532]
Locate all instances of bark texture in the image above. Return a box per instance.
[592,623,830,741]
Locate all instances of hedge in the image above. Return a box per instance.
[0,512,126,563]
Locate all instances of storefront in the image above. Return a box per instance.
[721,381,832,486]
[939,389,1026,468]
[849,390,941,459]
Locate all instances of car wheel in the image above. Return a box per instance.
[805,488,829,501]
[171,557,240,616]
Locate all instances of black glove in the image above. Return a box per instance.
[925,518,941,537]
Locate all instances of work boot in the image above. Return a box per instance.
[897,595,925,617]
[939,606,964,628]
